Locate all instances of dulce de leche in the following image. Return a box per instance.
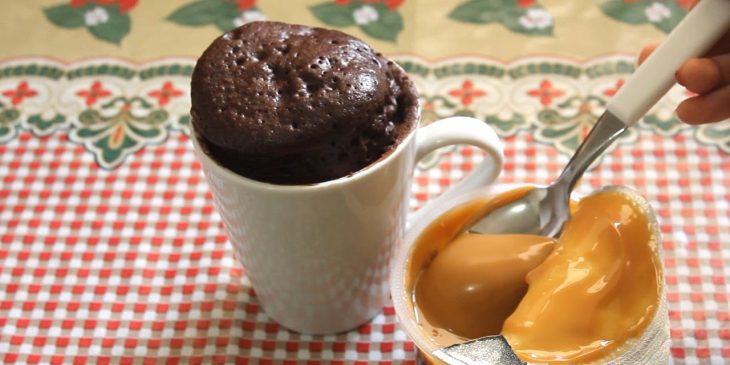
[415,233,555,343]
[408,187,662,364]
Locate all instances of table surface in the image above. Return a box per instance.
[1,0,729,364]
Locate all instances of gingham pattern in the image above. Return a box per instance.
[1,70,729,364]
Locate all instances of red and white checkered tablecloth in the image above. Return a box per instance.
[0,55,729,364]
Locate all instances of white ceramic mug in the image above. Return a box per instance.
[192,116,504,334]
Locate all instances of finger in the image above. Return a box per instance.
[676,58,721,93]
[676,54,730,94]
[710,53,730,86]
[676,84,730,124]
[638,43,660,65]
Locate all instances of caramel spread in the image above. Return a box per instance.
[415,233,555,343]
[408,188,661,364]
[503,190,661,363]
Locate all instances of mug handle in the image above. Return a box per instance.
[408,116,504,227]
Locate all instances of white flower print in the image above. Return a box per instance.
[233,10,266,27]
[645,2,672,23]
[84,7,109,27]
[353,5,379,26]
[518,8,553,30]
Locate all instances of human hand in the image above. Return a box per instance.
[639,30,730,124]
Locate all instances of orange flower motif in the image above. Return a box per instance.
[517,0,535,8]
[2,81,38,106]
[603,79,624,97]
[76,81,112,107]
[448,80,487,106]
[676,0,698,10]
[70,0,138,13]
[382,0,404,10]
[527,79,565,107]
[338,0,405,10]
[148,82,184,107]
[235,0,256,10]
[423,100,434,111]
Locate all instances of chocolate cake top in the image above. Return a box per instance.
[191,21,418,184]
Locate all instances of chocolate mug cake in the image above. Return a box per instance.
[191,21,418,184]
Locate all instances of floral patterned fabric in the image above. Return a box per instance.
[1,1,728,364]
[1,56,727,170]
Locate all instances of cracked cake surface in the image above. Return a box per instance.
[191,21,418,184]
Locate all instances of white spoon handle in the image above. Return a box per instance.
[607,0,730,126]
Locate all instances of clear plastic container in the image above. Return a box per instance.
[390,184,669,364]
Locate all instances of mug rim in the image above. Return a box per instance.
[190,104,422,193]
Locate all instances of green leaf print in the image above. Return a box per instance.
[360,4,403,42]
[449,0,509,24]
[651,1,684,33]
[213,16,236,32]
[87,6,131,45]
[167,0,239,27]
[449,0,553,36]
[501,6,553,36]
[44,4,85,28]
[310,2,357,27]
[600,0,649,24]
[600,0,689,34]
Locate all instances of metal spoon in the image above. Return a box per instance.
[469,108,626,237]
[470,0,730,238]
[439,1,730,364]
